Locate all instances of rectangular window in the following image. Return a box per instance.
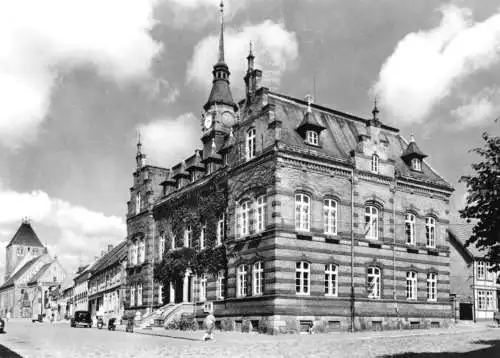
[240,201,251,237]
[256,195,266,233]
[427,273,437,301]
[158,284,163,305]
[295,194,311,231]
[324,264,338,296]
[323,199,337,235]
[158,234,165,259]
[171,234,176,250]
[405,213,416,245]
[16,247,23,256]
[365,206,379,240]
[200,224,206,250]
[237,265,247,297]
[306,130,319,145]
[477,261,485,279]
[138,239,145,263]
[130,286,135,307]
[406,271,417,300]
[425,217,436,248]
[367,267,381,299]
[216,215,224,246]
[246,128,256,160]
[216,270,225,300]
[486,290,495,310]
[253,262,264,295]
[137,284,143,306]
[371,154,379,173]
[199,275,207,302]
[184,226,192,248]
[296,262,310,295]
[478,290,486,310]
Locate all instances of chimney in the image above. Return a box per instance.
[108,244,114,252]
[100,250,106,257]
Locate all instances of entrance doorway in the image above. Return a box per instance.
[459,303,473,320]
[175,280,183,303]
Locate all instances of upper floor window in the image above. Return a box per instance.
[191,171,196,183]
[129,243,137,265]
[425,217,436,248]
[405,213,416,245]
[171,234,176,250]
[216,270,225,300]
[371,154,379,173]
[216,214,224,246]
[239,200,251,237]
[158,233,165,259]
[130,286,135,307]
[365,206,379,240]
[295,194,311,231]
[324,264,338,296]
[295,261,310,295]
[237,265,247,297]
[16,247,23,256]
[184,226,192,248]
[411,158,422,171]
[406,271,417,300]
[135,192,141,215]
[199,274,207,302]
[306,130,319,145]
[477,261,485,279]
[256,195,267,233]
[200,224,206,250]
[246,128,256,160]
[137,284,143,306]
[323,199,337,235]
[32,248,38,256]
[253,261,264,295]
[138,239,145,263]
[427,272,437,301]
[367,267,381,299]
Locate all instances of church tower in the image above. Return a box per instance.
[201,1,237,160]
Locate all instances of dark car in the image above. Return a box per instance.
[0,317,4,333]
[70,311,92,328]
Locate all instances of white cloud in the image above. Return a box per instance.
[187,21,299,94]
[0,0,162,149]
[451,87,500,127]
[373,5,500,124]
[138,113,201,167]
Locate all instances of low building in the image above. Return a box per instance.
[73,265,92,312]
[88,241,128,323]
[448,223,500,321]
[56,275,75,320]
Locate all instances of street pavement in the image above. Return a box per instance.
[0,320,499,357]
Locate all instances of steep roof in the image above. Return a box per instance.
[27,262,52,285]
[7,222,44,248]
[268,92,452,190]
[90,241,128,276]
[0,255,44,290]
[448,221,486,259]
[401,139,427,160]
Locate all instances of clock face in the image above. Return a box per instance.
[221,111,235,126]
[204,114,213,129]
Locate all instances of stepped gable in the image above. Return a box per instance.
[7,221,44,248]
[268,91,452,189]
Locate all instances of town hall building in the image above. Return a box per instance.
[124,2,454,332]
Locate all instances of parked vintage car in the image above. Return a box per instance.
[0,317,5,333]
[70,311,92,328]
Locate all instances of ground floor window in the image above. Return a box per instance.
[478,290,496,310]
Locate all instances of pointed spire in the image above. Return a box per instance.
[410,133,415,142]
[247,41,255,72]
[136,130,146,169]
[136,130,142,155]
[218,1,225,64]
[372,97,379,120]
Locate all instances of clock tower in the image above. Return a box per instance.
[201,1,237,157]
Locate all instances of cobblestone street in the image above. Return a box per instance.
[0,321,499,357]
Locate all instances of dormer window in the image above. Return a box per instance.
[306,130,319,145]
[411,158,422,171]
[246,128,256,160]
[371,154,379,173]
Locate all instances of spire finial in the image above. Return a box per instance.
[218,0,225,63]
[410,133,415,142]
[246,40,255,73]
[305,94,313,113]
[136,130,142,154]
[372,96,379,120]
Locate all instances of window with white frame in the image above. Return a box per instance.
[478,290,486,310]
[371,154,379,173]
[135,192,141,215]
[427,272,437,301]
[256,195,266,233]
[246,128,256,160]
[405,213,416,245]
[367,267,381,299]
[171,234,176,250]
[191,171,196,183]
[486,290,495,310]
[184,226,192,248]
[239,200,251,237]
[425,217,436,248]
[237,265,247,297]
[253,261,264,295]
[365,206,379,240]
[200,223,206,250]
[158,284,163,304]
[477,261,485,279]
[130,286,135,307]
[406,271,417,300]
[199,274,207,302]
[306,130,319,145]
[138,239,145,263]
[295,194,311,231]
[137,284,142,306]
[216,270,224,300]
[216,214,224,246]
[411,158,422,171]
[130,243,138,265]
[296,261,310,295]
[324,264,338,296]
[17,247,23,256]
[159,233,165,259]
[323,199,337,235]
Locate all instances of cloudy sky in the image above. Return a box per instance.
[1,0,500,275]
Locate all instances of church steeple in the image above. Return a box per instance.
[204,1,237,112]
[136,131,146,169]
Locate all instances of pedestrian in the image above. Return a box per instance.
[308,321,314,334]
[6,311,10,322]
[203,310,216,341]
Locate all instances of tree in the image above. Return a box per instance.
[460,129,500,269]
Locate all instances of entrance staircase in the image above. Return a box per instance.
[139,303,193,329]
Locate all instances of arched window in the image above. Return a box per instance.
[184,226,192,248]
[296,261,310,295]
[371,154,379,173]
[295,194,311,231]
[405,213,416,245]
[425,217,436,248]
[364,206,379,240]
[306,130,319,145]
[367,267,381,299]
[411,158,422,171]
[199,274,207,302]
[324,264,338,296]
[135,192,141,215]
[427,272,437,301]
[237,265,247,297]
[406,271,417,300]
[253,261,264,295]
[256,195,267,233]
[239,200,252,237]
[246,128,256,160]
[323,199,338,235]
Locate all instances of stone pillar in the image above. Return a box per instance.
[183,273,189,303]
[169,282,174,304]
